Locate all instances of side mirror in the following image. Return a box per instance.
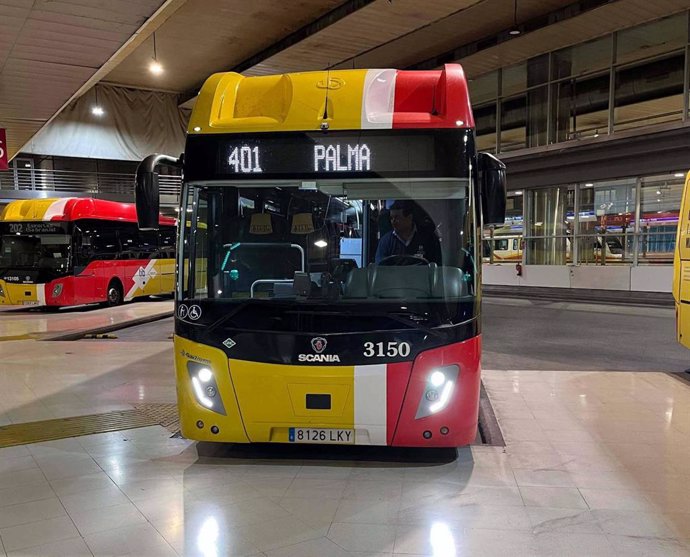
[135,154,181,231]
[478,152,507,226]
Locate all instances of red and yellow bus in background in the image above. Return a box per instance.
[136,64,506,447]
[0,198,175,307]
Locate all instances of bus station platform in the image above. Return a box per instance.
[0,300,173,342]
[0,299,688,556]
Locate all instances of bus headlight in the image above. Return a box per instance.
[52,283,63,297]
[415,365,459,419]
[187,362,226,415]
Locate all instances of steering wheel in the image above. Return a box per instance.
[378,254,429,266]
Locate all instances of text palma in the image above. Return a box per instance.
[314,144,371,172]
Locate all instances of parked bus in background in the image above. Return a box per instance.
[673,172,690,348]
[0,198,175,308]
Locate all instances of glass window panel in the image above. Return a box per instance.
[474,102,497,153]
[469,71,498,105]
[552,36,613,79]
[577,179,635,265]
[527,85,549,148]
[525,186,574,265]
[616,14,687,65]
[614,53,684,131]
[483,192,523,263]
[551,72,610,141]
[638,173,683,263]
[501,63,527,96]
[500,95,526,152]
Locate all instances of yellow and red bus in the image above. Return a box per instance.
[136,64,506,447]
[0,198,175,307]
[674,173,690,348]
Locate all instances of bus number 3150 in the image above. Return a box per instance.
[363,342,411,358]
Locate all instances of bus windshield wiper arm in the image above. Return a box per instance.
[205,300,258,332]
[383,311,447,338]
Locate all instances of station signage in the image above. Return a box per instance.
[0,129,7,171]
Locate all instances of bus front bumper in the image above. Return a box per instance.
[174,335,481,448]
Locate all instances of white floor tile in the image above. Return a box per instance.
[0,516,80,552]
[68,502,148,536]
[526,506,603,534]
[328,522,396,553]
[519,486,588,509]
[0,482,55,509]
[58,485,131,514]
[0,498,66,529]
[606,534,690,557]
[5,537,93,557]
[84,523,177,557]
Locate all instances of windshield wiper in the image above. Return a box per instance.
[382,311,447,338]
[205,300,263,332]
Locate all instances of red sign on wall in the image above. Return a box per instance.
[0,129,7,170]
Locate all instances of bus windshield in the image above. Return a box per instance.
[0,231,71,274]
[182,178,476,331]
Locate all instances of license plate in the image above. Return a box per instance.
[289,428,354,444]
[22,301,38,306]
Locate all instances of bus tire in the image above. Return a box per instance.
[106,280,123,307]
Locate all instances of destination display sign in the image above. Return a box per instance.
[0,222,67,235]
[216,133,436,177]
[182,129,472,182]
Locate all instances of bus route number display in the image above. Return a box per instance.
[217,133,437,177]
[226,143,371,174]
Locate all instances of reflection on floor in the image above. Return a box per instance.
[0,370,688,555]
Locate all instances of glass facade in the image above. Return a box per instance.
[483,172,684,266]
[470,12,690,152]
[475,12,690,268]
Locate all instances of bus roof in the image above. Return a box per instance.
[0,198,176,226]
[188,64,474,135]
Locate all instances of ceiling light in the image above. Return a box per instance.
[675,173,685,178]
[314,240,328,248]
[91,85,104,117]
[509,0,521,35]
[149,32,163,76]
[149,60,164,75]
[585,183,593,187]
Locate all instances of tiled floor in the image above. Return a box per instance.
[0,300,172,340]
[2,304,690,555]
[0,372,689,555]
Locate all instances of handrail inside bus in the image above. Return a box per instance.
[222,242,306,272]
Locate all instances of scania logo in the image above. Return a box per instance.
[298,337,340,363]
[311,337,327,353]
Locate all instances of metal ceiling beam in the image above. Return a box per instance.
[180,0,376,103]
[407,0,615,70]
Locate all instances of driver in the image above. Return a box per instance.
[375,200,441,264]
